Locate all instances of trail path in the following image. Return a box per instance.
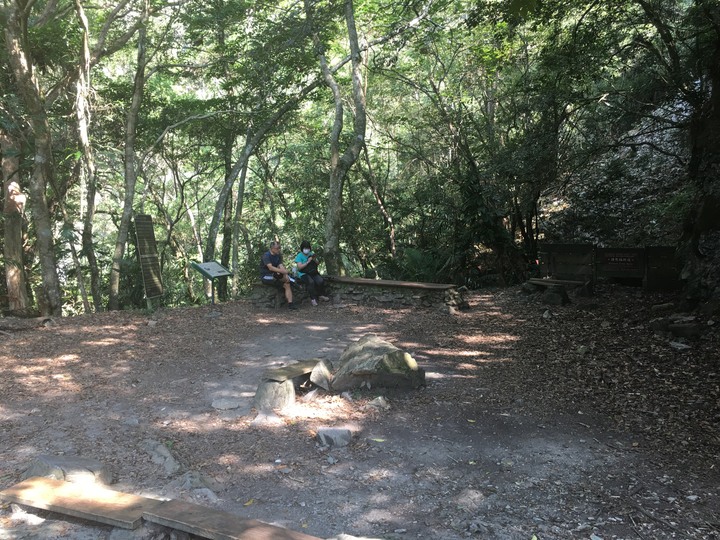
[1,286,718,539]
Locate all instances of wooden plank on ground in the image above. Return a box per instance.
[0,476,164,529]
[143,498,321,540]
[263,359,319,382]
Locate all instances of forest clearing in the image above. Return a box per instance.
[1,285,718,539]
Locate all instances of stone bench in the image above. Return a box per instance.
[248,280,309,309]
[325,276,468,312]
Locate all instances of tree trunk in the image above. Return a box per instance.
[108,9,148,310]
[681,41,720,300]
[217,133,235,300]
[4,6,63,316]
[362,144,396,258]
[306,0,367,276]
[75,0,103,312]
[201,6,401,265]
[232,146,251,297]
[202,86,320,263]
[1,130,30,312]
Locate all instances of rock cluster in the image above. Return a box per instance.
[254,334,425,413]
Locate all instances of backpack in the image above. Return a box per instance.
[303,258,319,275]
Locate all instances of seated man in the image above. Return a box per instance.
[260,241,297,310]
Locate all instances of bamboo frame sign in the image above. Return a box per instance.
[134,214,163,299]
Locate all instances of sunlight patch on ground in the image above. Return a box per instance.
[165,416,228,434]
[55,354,80,363]
[426,371,509,381]
[57,326,141,338]
[469,309,508,317]
[282,396,360,423]
[456,358,513,369]
[0,405,26,421]
[461,333,519,345]
[362,506,395,523]
[81,338,132,347]
[302,324,331,331]
[421,348,513,361]
[435,348,491,357]
[48,373,84,392]
[236,462,284,476]
[361,468,395,483]
[11,372,83,394]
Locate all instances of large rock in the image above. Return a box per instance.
[254,379,295,412]
[316,427,353,447]
[142,439,182,476]
[331,334,425,392]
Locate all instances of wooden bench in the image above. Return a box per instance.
[527,278,588,288]
[326,276,468,311]
[527,277,594,297]
[327,276,456,290]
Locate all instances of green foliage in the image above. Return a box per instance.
[26,18,82,73]
[118,256,149,310]
[393,247,452,283]
[3,0,715,312]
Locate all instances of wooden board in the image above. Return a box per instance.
[595,247,646,279]
[327,276,455,290]
[528,278,587,287]
[538,243,595,281]
[143,498,321,540]
[0,476,164,529]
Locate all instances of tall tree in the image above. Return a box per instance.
[305,0,367,275]
[1,128,30,312]
[108,2,150,310]
[74,0,103,312]
[3,2,63,315]
[669,0,720,299]
[198,0,320,265]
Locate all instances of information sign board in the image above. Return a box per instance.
[191,261,233,280]
[191,261,233,304]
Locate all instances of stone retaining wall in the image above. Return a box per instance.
[248,277,469,312]
[326,277,469,313]
[248,283,308,309]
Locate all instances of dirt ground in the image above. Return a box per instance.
[0,284,719,540]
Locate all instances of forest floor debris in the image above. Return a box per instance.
[0,283,718,539]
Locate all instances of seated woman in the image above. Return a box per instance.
[294,240,329,306]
